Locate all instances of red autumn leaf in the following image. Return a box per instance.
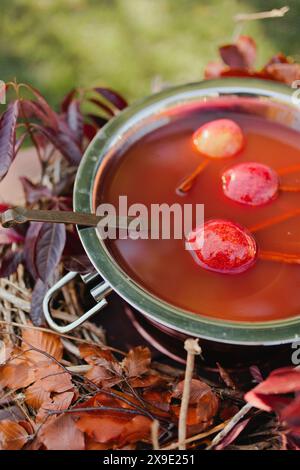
[235,35,257,68]
[219,36,256,69]
[245,367,300,412]
[0,101,19,180]
[83,123,97,140]
[39,414,85,450]
[122,346,151,378]
[264,62,300,85]
[280,395,300,429]
[0,420,28,450]
[35,222,66,283]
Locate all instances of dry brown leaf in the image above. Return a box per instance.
[79,343,122,375]
[122,346,151,378]
[39,414,85,450]
[171,379,219,435]
[118,415,152,446]
[0,420,28,450]
[76,414,129,443]
[36,391,75,423]
[85,365,121,388]
[22,328,63,363]
[25,362,73,409]
[0,353,35,390]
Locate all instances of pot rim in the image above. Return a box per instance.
[74,77,300,346]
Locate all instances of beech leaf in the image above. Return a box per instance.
[0,420,28,450]
[39,414,85,450]
[122,346,151,378]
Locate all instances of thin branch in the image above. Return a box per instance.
[151,420,160,450]
[234,6,289,23]
[206,403,252,450]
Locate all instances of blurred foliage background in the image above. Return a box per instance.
[0,0,299,107]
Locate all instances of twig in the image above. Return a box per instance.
[151,420,160,450]
[234,6,289,22]
[206,403,252,450]
[178,338,201,450]
[162,420,230,450]
[0,288,30,311]
[46,406,144,417]
[0,320,124,355]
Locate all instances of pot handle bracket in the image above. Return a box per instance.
[43,271,112,333]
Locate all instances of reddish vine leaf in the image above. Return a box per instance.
[0,420,28,450]
[60,88,77,113]
[67,99,84,146]
[0,250,24,278]
[94,87,128,111]
[24,222,43,280]
[30,279,48,325]
[35,222,66,283]
[0,101,19,180]
[23,84,59,130]
[20,177,52,204]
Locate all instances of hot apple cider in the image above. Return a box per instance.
[93,98,300,322]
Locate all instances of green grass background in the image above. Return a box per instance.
[1,0,299,107]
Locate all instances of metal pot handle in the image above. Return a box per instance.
[43,271,111,333]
